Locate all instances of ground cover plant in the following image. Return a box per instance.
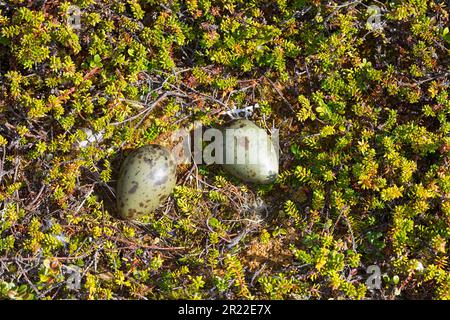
[0,0,449,300]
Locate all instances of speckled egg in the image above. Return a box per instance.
[222,119,279,184]
[116,144,176,219]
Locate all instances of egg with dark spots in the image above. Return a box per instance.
[222,119,279,184]
[116,144,176,219]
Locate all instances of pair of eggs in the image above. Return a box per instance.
[116,119,279,219]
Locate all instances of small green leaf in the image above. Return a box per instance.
[209,217,219,228]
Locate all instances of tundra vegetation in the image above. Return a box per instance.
[0,0,450,300]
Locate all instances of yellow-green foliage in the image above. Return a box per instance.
[0,0,450,300]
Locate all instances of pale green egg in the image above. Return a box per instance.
[222,119,279,184]
[116,144,176,219]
